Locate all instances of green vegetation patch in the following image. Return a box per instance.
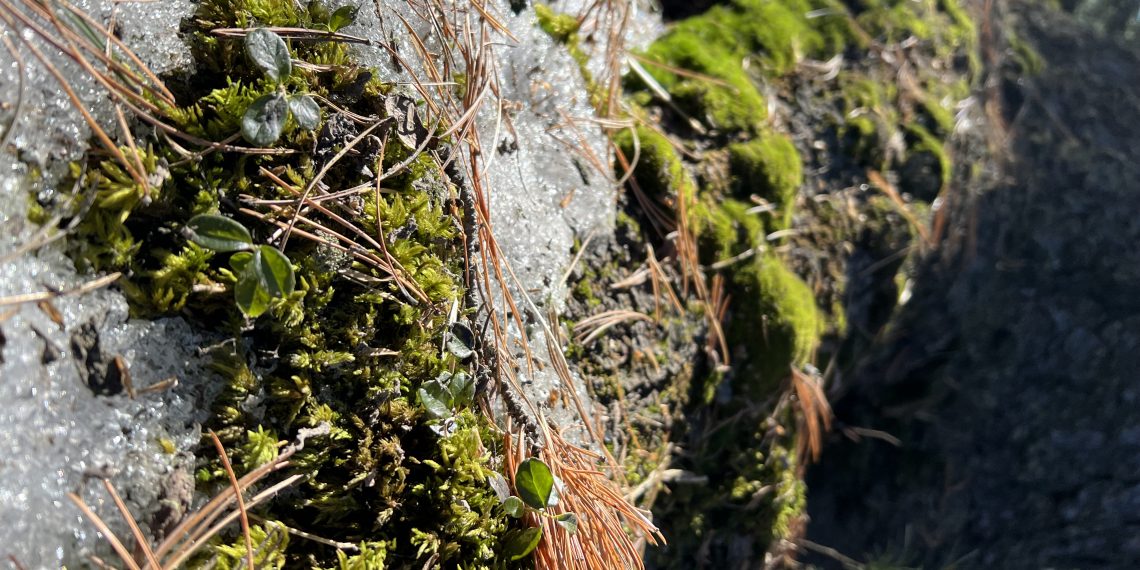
[48,0,528,566]
[727,132,803,230]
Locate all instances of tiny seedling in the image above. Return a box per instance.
[499,457,579,560]
[185,214,296,317]
[241,28,322,146]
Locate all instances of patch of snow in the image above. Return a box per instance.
[0,0,207,566]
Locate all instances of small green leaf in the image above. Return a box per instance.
[417,377,451,419]
[446,322,475,360]
[235,271,271,317]
[515,458,555,510]
[503,527,542,561]
[230,251,254,273]
[501,496,525,518]
[245,27,292,81]
[554,512,578,535]
[328,5,358,32]
[185,214,254,252]
[256,245,295,297]
[242,93,288,147]
[447,371,474,408]
[288,94,321,130]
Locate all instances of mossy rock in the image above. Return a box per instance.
[639,27,768,133]
[727,131,803,230]
[631,0,856,134]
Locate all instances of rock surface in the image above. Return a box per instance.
[805,2,1140,568]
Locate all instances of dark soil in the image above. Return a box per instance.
[804,2,1140,568]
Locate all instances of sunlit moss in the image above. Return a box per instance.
[727,132,803,230]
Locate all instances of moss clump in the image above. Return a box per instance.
[613,125,696,204]
[693,197,764,261]
[729,255,822,395]
[535,4,600,107]
[534,3,579,44]
[727,132,803,230]
[629,0,856,133]
[638,27,767,133]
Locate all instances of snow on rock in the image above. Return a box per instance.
[0,0,206,566]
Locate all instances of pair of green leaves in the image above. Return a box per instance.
[499,458,579,560]
[416,370,474,420]
[185,214,296,317]
[241,28,321,147]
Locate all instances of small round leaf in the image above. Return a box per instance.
[445,322,475,360]
[447,371,475,408]
[515,458,555,510]
[245,28,292,81]
[501,496,525,518]
[185,214,254,252]
[417,384,451,420]
[289,94,321,130]
[229,251,254,273]
[242,93,288,147]
[554,512,578,535]
[256,245,295,298]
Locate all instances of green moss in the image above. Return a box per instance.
[726,132,802,230]
[731,255,822,393]
[535,4,578,43]
[535,4,599,108]
[613,126,696,204]
[42,0,527,565]
[639,26,768,133]
[695,197,764,261]
[209,523,289,569]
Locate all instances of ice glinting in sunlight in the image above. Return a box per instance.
[0,0,207,566]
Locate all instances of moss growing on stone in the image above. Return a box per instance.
[724,254,823,396]
[727,132,803,230]
[535,3,579,44]
[613,125,696,204]
[638,26,768,133]
[697,197,765,261]
[626,0,862,133]
[45,0,527,565]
